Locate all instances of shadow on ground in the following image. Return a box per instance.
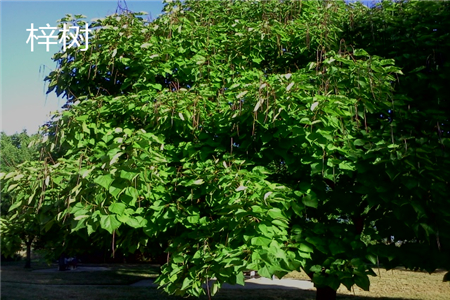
[1,282,421,300]
[0,262,438,300]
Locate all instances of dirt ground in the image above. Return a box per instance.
[1,262,449,300]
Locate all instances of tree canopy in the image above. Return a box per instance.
[0,131,40,173]
[1,1,449,299]
[0,130,41,265]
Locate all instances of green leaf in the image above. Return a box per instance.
[300,117,311,125]
[181,277,193,290]
[354,139,365,146]
[8,200,22,212]
[306,237,328,254]
[7,184,19,193]
[339,161,355,171]
[94,174,114,190]
[100,214,121,234]
[420,223,434,236]
[75,115,89,122]
[120,170,138,181]
[353,49,369,56]
[149,83,162,90]
[354,274,370,291]
[117,214,130,223]
[302,193,318,208]
[193,54,206,65]
[236,272,245,286]
[268,208,284,220]
[252,57,262,64]
[291,202,304,216]
[299,243,314,253]
[272,219,288,228]
[365,254,377,265]
[326,276,340,291]
[71,219,87,232]
[310,265,322,273]
[126,217,143,228]
[187,215,199,224]
[251,236,271,246]
[109,185,123,199]
[258,266,272,279]
[109,202,126,215]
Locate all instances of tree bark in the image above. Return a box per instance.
[316,286,337,300]
[24,240,32,268]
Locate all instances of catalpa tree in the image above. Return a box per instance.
[2,1,449,300]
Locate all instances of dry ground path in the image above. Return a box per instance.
[33,266,314,290]
[130,277,314,290]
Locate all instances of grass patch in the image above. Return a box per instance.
[285,268,450,300]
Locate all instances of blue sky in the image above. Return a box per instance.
[1,0,164,135]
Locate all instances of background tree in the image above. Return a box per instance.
[0,130,41,267]
[0,130,40,173]
[342,0,450,274]
[1,1,449,299]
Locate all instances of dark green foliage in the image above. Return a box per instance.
[1,1,449,298]
[343,0,450,274]
[0,131,42,263]
[0,131,40,173]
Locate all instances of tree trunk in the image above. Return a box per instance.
[24,240,32,268]
[303,267,338,300]
[316,286,337,300]
[58,254,67,271]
